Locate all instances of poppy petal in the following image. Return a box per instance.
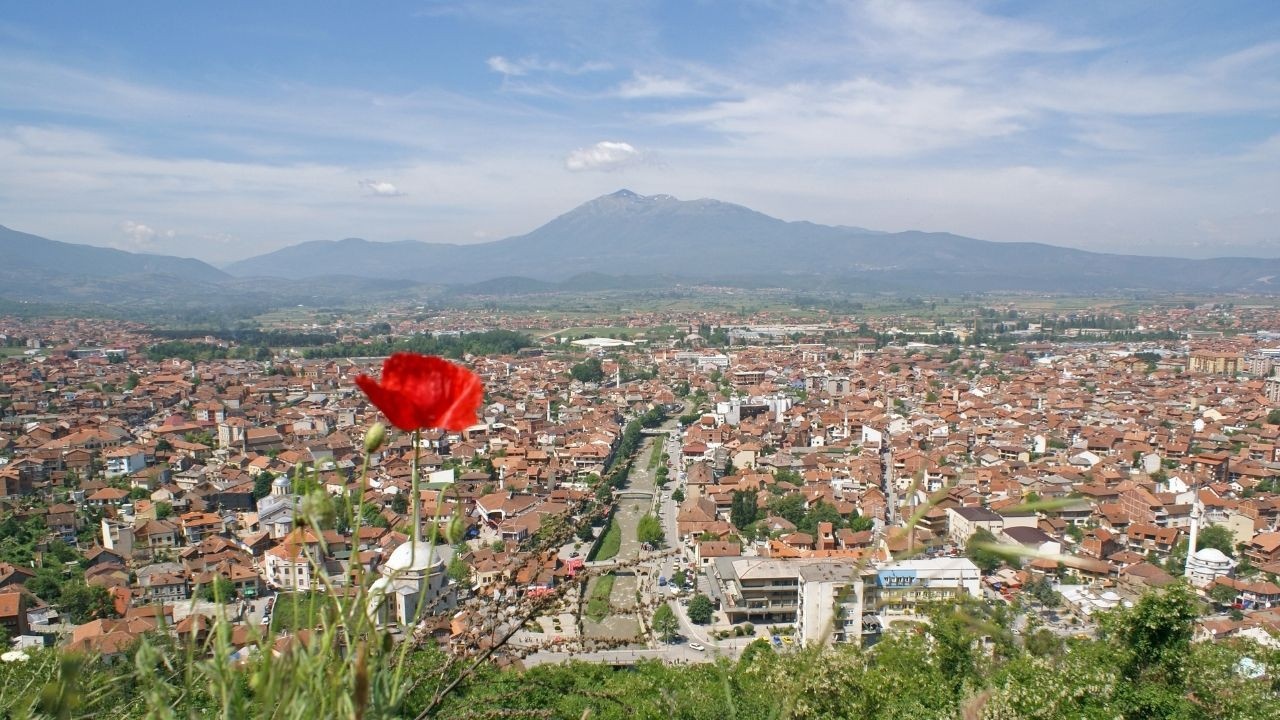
[355,354,482,432]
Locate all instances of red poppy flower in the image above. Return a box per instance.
[355,353,483,432]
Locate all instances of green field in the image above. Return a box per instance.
[646,438,666,470]
[585,573,616,622]
[269,592,323,632]
[591,517,622,562]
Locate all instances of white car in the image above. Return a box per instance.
[688,642,706,652]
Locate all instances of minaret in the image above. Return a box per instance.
[1184,497,1202,579]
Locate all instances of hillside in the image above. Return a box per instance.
[223,190,1280,293]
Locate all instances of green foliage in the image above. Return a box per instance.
[651,603,679,642]
[636,513,664,547]
[446,555,470,585]
[1268,408,1280,425]
[591,517,622,561]
[569,357,605,383]
[671,487,685,503]
[0,513,48,566]
[198,575,236,602]
[730,489,758,529]
[253,471,274,500]
[4,578,1277,720]
[59,581,117,624]
[586,573,616,622]
[1208,582,1238,606]
[1197,524,1236,557]
[965,527,1009,574]
[686,594,714,624]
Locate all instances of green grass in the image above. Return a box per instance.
[646,437,666,470]
[591,517,622,561]
[268,591,323,632]
[585,573,616,622]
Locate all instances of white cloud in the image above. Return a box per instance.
[117,220,175,252]
[615,74,706,99]
[486,55,611,77]
[659,79,1025,159]
[564,141,640,172]
[486,56,526,76]
[358,179,405,197]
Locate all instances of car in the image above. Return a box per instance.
[658,576,667,586]
[669,585,680,596]
[569,551,580,558]
[771,635,782,647]
[781,636,794,646]
[688,642,706,652]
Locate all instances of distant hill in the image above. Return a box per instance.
[224,190,1280,293]
[0,225,445,309]
[0,225,228,282]
[9,190,1280,304]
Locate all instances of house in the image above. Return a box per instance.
[0,591,29,638]
[1245,532,1280,566]
[137,571,189,605]
[0,563,36,590]
[947,506,1003,544]
[103,446,147,478]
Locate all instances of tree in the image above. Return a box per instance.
[672,568,687,587]
[1268,408,1280,425]
[253,471,274,500]
[768,493,806,525]
[391,492,409,515]
[155,501,173,519]
[797,500,843,536]
[1197,524,1236,557]
[569,358,605,383]
[965,528,1007,574]
[1207,582,1237,606]
[652,603,679,642]
[447,556,470,585]
[687,594,714,624]
[671,488,685,503]
[730,490,758,529]
[60,581,117,624]
[199,575,236,602]
[847,513,874,533]
[637,513,664,547]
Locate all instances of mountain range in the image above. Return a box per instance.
[4,190,1280,307]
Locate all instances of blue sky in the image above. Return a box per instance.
[1,1,1277,263]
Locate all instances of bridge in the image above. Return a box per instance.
[615,489,654,500]
[640,428,670,436]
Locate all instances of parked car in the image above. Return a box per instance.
[771,635,782,647]
[658,576,667,586]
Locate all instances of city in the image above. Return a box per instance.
[3,2,1279,717]
[3,303,1280,674]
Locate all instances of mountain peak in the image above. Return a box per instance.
[609,189,640,200]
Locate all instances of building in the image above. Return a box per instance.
[947,506,1003,544]
[1187,351,1242,375]
[710,556,865,646]
[103,446,146,478]
[1184,547,1236,588]
[367,540,455,627]
[868,558,981,618]
[796,562,864,646]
